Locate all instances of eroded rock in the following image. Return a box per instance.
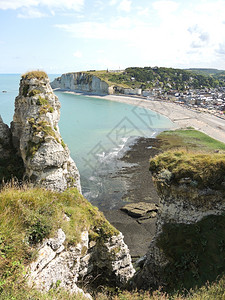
[11,73,81,192]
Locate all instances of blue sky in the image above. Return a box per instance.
[1,0,225,74]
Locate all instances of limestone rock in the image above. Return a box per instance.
[134,172,225,290]
[28,230,92,299]
[11,73,81,193]
[28,229,134,298]
[121,202,158,218]
[51,72,110,95]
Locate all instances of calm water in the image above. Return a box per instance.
[0,74,175,209]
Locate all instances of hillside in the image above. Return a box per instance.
[186,68,224,76]
[86,67,224,91]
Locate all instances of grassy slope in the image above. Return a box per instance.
[157,129,225,152]
[150,129,225,188]
[86,67,223,90]
[0,186,118,298]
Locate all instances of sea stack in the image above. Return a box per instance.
[11,71,81,193]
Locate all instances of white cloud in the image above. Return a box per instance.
[152,0,179,17]
[55,17,134,40]
[97,57,122,70]
[0,0,84,11]
[137,7,149,17]
[109,0,119,6]
[118,0,131,12]
[17,7,47,18]
[73,50,83,58]
[55,0,225,69]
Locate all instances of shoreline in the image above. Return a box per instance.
[56,89,225,143]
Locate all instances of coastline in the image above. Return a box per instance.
[58,90,225,143]
[54,89,225,258]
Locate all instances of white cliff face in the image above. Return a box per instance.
[28,228,135,297]
[11,74,81,193]
[51,73,110,95]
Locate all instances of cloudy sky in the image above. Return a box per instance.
[1,0,225,74]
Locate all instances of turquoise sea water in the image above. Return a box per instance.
[0,74,175,209]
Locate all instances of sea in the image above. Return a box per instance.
[0,74,175,210]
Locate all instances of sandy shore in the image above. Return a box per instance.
[99,95,225,143]
[62,90,225,143]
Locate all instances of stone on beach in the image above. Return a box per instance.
[121,202,158,218]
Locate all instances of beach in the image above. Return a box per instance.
[63,90,225,143]
[98,94,225,143]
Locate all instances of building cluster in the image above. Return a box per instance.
[144,87,225,118]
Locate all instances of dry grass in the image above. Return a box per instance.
[0,185,118,298]
[150,150,225,188]
[22,70,48,80]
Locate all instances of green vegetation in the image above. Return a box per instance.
[149,129,225,188]
[150,150,225,189]
[26,119,59,158]
[157,129,225,152]
[0,186,118,298]
[61,140,66,148]
[40,104,54,114]
[186,68,224,76]
[22,71,48,80]
[28,89,41,97]
[157,214,225,292]
[87,67,224,91]
[37,96,48,106]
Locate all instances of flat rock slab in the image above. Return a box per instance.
[120,202,158,218]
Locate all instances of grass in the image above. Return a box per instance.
[85,70,130,89]
[0,186,118,297]
[157,129,225,152]
[0,185,224,299]
[149,129,225,189]
[149,150,225,189]
[22,71,48,80]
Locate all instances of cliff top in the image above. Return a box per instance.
[150,129,225,189]
[22,70,48,80]
[150,150,225,189]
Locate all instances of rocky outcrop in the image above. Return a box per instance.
[134,155,225,290]
[11,72,81,192]
[28,228,135,297]
[51,72,110,95]
[0,115,12,159]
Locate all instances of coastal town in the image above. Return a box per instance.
[145,86,225,119]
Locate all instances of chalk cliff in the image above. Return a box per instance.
[134,151,225,290]
[51,72,111,95]
[11,71,81,192]
[0,72,135,298]
[28,228,135,298]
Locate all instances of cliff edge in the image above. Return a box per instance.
[134,150,225,291]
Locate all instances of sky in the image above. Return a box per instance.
[1,0,225,74]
